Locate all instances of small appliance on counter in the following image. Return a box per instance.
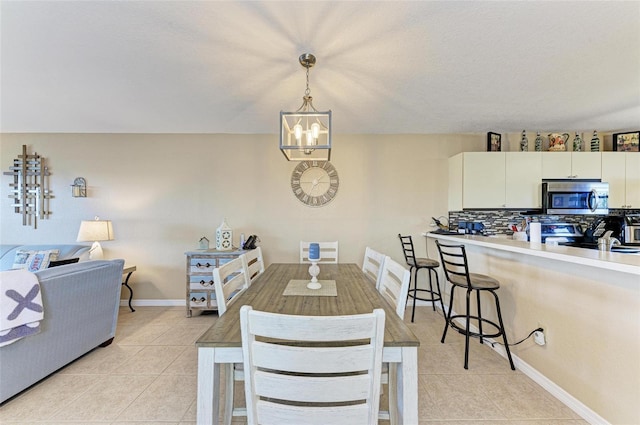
[624,215,640,245]
[539,223,584,244]
[583,216,625,245]
[457,221,485,235]
[572,216,640,253]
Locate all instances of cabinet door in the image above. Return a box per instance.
[463,153,505,208]
[602,152,626,208]
[448,153,463,211]
[626,153,640,208]
[542,152,571,179]
[505,152,542,208]
[571,152,601,179]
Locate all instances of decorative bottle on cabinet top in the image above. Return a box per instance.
[534,132,543,151]
[590,130,600,152]
[572,132,583,152]
[520,130,528,151]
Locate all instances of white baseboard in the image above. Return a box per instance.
[509,351,610,425]
[444,309,610,425]
[120,299,185,307]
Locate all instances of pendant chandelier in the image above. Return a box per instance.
[280,53,332,161]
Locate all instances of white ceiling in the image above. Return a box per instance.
[1,1,639,135]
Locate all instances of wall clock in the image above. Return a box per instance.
[291,160,339,207]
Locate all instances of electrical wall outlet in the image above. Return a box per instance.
[534,329,546,346]
[537,322,547,340]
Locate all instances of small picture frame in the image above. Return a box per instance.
[613,131,640,152]
[487,132,501,152]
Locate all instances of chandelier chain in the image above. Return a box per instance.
[305,66,311,97]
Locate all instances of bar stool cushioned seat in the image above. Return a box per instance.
[435,240,515,370]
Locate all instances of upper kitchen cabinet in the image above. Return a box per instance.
[602,152,640,208]
[448,152,541,210]
[463,152,505,208]
[541,152,602,179]
[505,152,542,208]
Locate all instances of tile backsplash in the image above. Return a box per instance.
[448,209,639,236]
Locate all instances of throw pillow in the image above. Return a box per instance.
[48,257,79,268]
[12,249,60,272]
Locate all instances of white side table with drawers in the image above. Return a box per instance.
[184,248,245,317]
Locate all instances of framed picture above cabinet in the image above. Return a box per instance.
[487,132,501,152]
[613,131,639,152]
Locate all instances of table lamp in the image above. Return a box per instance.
[76,217,114,260]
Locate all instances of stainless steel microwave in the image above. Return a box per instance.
[542,181,609,215]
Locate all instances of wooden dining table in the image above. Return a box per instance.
[195,263,420,424]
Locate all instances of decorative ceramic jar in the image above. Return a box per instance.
[520,130,528,152]
[572,132,583,152]
[590,130,600,152]
[215,218,233,251]
[548,133,569,151]
[534,132,543,151]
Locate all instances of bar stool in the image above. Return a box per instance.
[398,234,445,322]
[435,240,515,370]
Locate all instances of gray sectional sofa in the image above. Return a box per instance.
[0,256,124,403]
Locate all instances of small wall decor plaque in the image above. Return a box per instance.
[487,132,501,152]
[613,131,640,152]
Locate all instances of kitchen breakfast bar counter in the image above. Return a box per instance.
[425,232,639,425]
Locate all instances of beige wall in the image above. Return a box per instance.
[1,133,483,302]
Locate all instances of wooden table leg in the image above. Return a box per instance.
[197,347,220,425]
[396,346,418,425]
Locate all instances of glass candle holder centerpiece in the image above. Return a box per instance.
[307,243,321,289]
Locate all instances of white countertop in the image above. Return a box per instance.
[423,232,640,276]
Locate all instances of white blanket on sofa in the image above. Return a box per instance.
[0,269,43,347]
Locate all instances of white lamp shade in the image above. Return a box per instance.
[77,220,114,242]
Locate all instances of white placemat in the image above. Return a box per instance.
[283,279,337,297]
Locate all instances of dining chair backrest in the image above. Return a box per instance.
[435,240,472,286]
[240,305,385,425]
[378,256,411,319]
[362,247,387,290]
[212,256,249,316]
[300,241,339,264]
[242,247,265,285]
[398,234,419,267]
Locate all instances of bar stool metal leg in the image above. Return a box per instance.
[493,291,516,370]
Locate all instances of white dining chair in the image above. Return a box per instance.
[212,256,250,425]
[240,305,386,425]
[300,241,339,263]
[362,246,387,290]
[377,256,411,423]
[241,247,265,285]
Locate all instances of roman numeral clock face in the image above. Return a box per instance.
[290,161,339,207]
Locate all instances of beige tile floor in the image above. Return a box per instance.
[0,306,588,425]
